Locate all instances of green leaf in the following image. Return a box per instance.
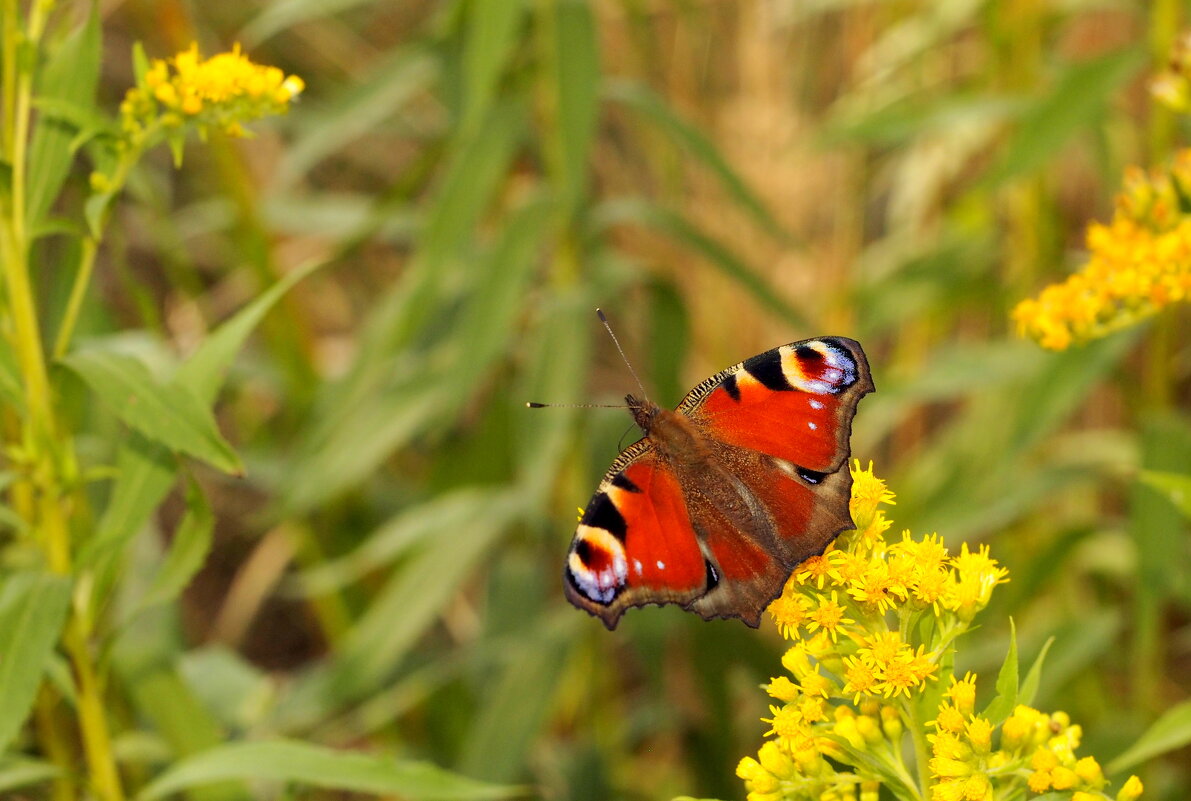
[135,479,214,613]
[276,490,524,730]
[0,756,61,794]
[593,199,811,330]
[987,47,1143,185]
[1139,469,1191,520]
[81,433,177,578]
[1019,636,1054,708]
[27,6,101,227]
[0,573,72,752]
[980,619,1018,725]
[175,258,325,405]
[58,348,241,474]
[296,488,510,594]
[546,0,599,210]
[136,741,522,801]
[461,0,525,135]
[605,80,790,241]
[278,47,437,189]
[457,621,573,782]
[1106,699,1191,775]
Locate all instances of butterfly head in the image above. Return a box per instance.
[626,394,661,433]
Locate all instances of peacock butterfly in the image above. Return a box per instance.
[564,335,873,629]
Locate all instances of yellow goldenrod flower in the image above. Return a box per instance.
[947,673,978,716]
[117,42,303,156]
[841,654,880,702]
[1013,151,1191,349]
[769,591,811,639]
[736,466,1144,801]
[794,553,835,589]
[806,590,854,641]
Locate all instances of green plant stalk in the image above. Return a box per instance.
[33,688,75,801]
[52,235,99,359]
[904,698,931,801]
[1,4,126,799]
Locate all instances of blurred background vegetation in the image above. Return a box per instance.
[4,0,1190,798]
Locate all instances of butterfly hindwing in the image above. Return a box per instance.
[564,442,714,629]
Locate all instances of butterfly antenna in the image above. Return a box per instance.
[596,308,649,399]
[526,401,627,409]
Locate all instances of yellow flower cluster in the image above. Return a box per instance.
[119,43,304,141]
[929,684,1143,801]
[736,463,1143,801]
[1012,152,1191,350]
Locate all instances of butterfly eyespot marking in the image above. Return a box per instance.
[568,526,628,604]
[796,467,829,485]
[779,339,859,395]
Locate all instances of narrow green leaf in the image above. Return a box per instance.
[81,433,177,578]
[278,47,437,188]
[1019,636,1054,707]
[135,479,214,612]
[605,80,790,241]
[547,0,599,209]
[27,6,101,226]
[0,334,25,412]
[276,491,524,730]
[1106,699,1191,774]
[988,47,1143,184]
[242,0,381,45]
[58,348,241,474]
[0,573,72,752]
[461,0,524,134]
[980,619,1018,725]
[593,199,811,330]
[136,741,521,801]
[458,623,572,782]
[175,258,324,405]
[0,756,61,794]
[1138,469,1191,520]
[296,488,508,594]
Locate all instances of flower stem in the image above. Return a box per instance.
[1,3,126,798]
[905,699,932,800]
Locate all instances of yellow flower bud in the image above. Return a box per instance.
[833,716,866,750]
[1027,770,1052,793]
[965,716,993,755]
[1051,766,1078,790]
[1116,775,1143,801]
[1030,748,1059,772]
[1074,756,1104,786]
[766,676,799,702]
[856,715,882,745]
[757,740,795,778]
[880,705,903,739]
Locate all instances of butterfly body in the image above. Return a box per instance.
[565,337,873,629]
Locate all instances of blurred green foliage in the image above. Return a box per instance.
[0,0,1189,799]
